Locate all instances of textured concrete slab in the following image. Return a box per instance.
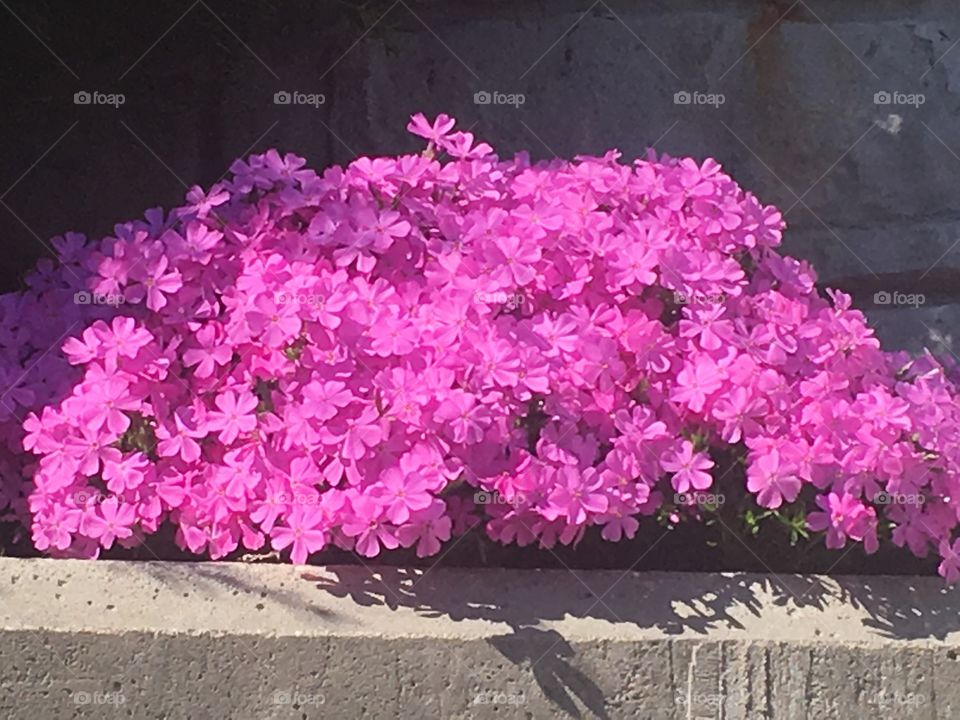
[1,558,959,718]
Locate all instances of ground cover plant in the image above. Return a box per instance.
[2,113,960,580]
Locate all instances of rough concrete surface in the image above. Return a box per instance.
[1,558,960,719]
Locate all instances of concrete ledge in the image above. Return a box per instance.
[2,558,960,718]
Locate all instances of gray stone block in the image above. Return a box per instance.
[2,559,960,719]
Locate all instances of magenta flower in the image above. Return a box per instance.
[939,539,960,584]
[342,495,400,557]
[661,441,714,494]
[246,294,302,348]
[711,387,765,444]
[746,451,801,509]
[206,390,258,444]
[490,235,541,286]
[545,467,609,525]
[433,390,490,444]
[81,376,140,434]
[183,324,233,378]
[127,255,183,311]
[270,505,327,564]
[93,317,154,371]
[6,111,960,578]
[609,244,657,288]
[79,497,135,549]
[156,408,206,463]
[406,112,456,145]
[335,405,383,461]
[806,492,865,549]
[371,468,433,524]
[302,380,353,421]
[397,500,452,557]
[33,505,80,551]
[671,356,723,412]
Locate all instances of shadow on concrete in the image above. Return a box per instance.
[295,564,960,717]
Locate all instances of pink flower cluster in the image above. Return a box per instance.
[4,113,960,579]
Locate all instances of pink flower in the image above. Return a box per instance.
[5,110,959,576]
[342,496,399,557]
[103,452,150,493]
[271,505,327,564]
[80,497,136,549]
[82,376,140,435]
[661,441,714,494]
[397,500,452,557]
[206,390,258,444]
[33,505,81,551]
[406,112,456,145]
[246,294,302,348]
[127,255,183,311]
[746,451,801,509]
[711,387,765,443]
[302,380,353,421]
[609,244,657,288]
[807,492,865,549]
[156,408,206,463]
[939,539,960,583]
[433,390,490,444]
[371,468,434,524]
[183,324,233,378]
[93,317,154,371]
[671,356,723,413]
[544,467,609,525]
[335,405,383,461]
[490,236,541,286]
[65,424,121,476]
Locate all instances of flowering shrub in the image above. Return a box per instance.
[3,113,960,579]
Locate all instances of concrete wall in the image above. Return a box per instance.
[2,558,960,719]
[2,0,959,352]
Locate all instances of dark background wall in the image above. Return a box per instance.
[2,0,959,351]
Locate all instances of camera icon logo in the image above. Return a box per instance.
[274,90,292,105]
[674,91,692,105]
[74,90,91,105]
[73,290,91,305]
[474,90,492,105]
[874,91,892,105]
[873,290,892,305]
